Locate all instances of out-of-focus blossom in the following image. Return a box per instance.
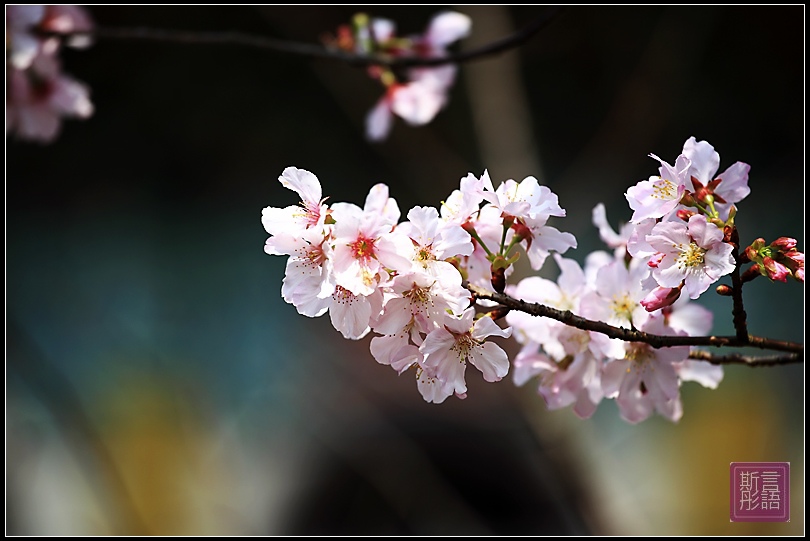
[6,51,94,142]
[6,5,94,143]
[325,11,471,141]
[602,316,690,424]
[7,5,47,69]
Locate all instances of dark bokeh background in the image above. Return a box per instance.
[6,5,804,535]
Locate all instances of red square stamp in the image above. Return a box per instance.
[730,462,790,522]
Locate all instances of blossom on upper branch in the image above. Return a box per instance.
[6,5,94,143]
[326,11,471,142]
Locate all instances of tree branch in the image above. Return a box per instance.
[688,349,801,367]
[465,282,804,355]
[727,225,750,341]
[50,6,564,68]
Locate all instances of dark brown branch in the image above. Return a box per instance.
[727,225,750,341]
[49,7,564,68]
[465,282,803,355]
[688,349,802,367]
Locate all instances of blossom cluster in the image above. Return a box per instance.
[263,137,804,423]
[6,5,94,143]
[324,11,471,142]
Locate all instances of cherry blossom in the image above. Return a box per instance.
[625,153,690,223]
[645,214,735,298]
[329,191,411,297]
[6,5,94,143]
[262,140,798,422]
[397,205,473,275]
[353,11,471,141]
[328,286,384,340]
[592,203,636,259]
[262,167,329,236]
[580,259,651,332]
[6,51,94,143]
[6,5,47,70]
[420,308,512,399]
[366,65,458,141]
[266,227,334,318]
[681,136,750,221]
[601,316,690,424]
[372,270,469,337]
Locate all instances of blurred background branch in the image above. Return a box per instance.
[43,6,564,68]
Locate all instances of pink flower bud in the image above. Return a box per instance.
[750,238,767,250]
[647,252,666,268]
[781,251,804,282]
[770,237,797,251]
[676,209,697,221]
[762,256,789,282]
[640,285,682,312]
[511,220,533,245]
[490,265,506,294]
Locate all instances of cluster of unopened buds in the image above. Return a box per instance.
[740,237,804,284]
[263,137,803,424]
[6,4,95,142]
[323,10,471,142]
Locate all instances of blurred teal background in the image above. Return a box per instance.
[6,5,804,535]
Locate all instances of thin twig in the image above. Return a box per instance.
[688,349,802,367]
[465,282,804,355]
[48,7,564,68]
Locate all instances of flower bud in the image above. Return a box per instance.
[676,209,697,221]
[490,265,506,294]
[762,256,790,282]
[780,250,804,282]
[770,237,797,252]
[647,252,665,268]
[726,205,737,223]
[679,192,697,208]
[715,284,733,296]
[461,220,477,236]
[511,220,533,246]
[640,285,682,312]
